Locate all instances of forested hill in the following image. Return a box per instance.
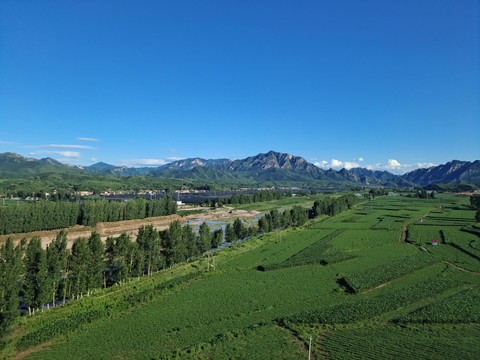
[0,151,479,187]
[0,152,83,177]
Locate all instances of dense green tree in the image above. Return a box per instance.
[105,234,132,283]
[233,218,248,240]
[290,206,307,227]
[69,237,90,297]
[87,232,105,290]
[211,228,224,249]
[23,237,49,312]
[225,224,237,243]
[163,221,184,266]
[46,230,68,307]
[182,224,198,259]
[198,222,211,253]
[137,225,162,274]
[0,238,23,344]
[470,195,480,223]
[258,216,270,233]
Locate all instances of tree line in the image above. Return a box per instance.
[0,196,177,235]
[204,190,314,207]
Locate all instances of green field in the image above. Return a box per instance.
[6,193,480,359]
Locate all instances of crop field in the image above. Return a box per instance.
[7,193,480,359]
[321,324,480,360]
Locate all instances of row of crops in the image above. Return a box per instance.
[279,278,462,325]
[399,285,480,324]
[342,252,439,293]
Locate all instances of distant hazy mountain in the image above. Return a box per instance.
[85,162,153,176]
[160,158,231,170]
[0,151,478,187]
[401,160,480,186]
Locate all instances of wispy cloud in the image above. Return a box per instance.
[76,137,100,142]
[25,144,98,150]
[29,150,81,158]
[0,141,16,144]
[167,157,185,161]
[120,158,168,167]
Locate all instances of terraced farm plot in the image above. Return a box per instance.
[329,229,401,251]
[220,228,333,270]
[342,252,439,293]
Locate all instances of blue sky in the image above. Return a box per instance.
[1,0,479,174]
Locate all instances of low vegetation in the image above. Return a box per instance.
[0,192,479,359]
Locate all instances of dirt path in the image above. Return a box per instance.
[444,261,480,275]
[0,207,260,249]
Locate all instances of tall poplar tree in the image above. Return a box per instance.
[163,221,183,266]
[182,224,198,259]
[87,232,105,291]
[0,238,23,344]
[198,222,211,254]
[46,230,68,307]
[69,237,90,297]
[23,237,49,312]
[137,225,161,275]
[211,228,224,249]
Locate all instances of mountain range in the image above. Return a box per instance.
[0,151,479,188]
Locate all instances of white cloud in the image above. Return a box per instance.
[120,158,168,167]
[343,161,360,170]
[58,151,81,158]
[417,162,435,169]
[76,137,100,142]
[331,159,343,168]
[312,157,437,174]
[366,160,437,174]
[26,144,98,150]
[314,158,360,170]
[313,160,328,167]
[167,157,185,161]
[385,159,402,169]
[29,150,81,158]
[0,141,15,144]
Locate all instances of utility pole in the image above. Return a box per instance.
[308,334,312,360]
